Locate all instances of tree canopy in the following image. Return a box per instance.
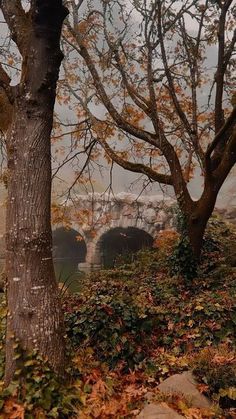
[57,0,236,255]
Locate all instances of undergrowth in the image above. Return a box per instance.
[0,215,235,417]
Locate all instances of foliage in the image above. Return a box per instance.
[167,211,235,280]
[153,229,180,264]
[168,236,198,280]
[0,220,236,417]
[204,215,236,268]
[169,204,188,235]
[166,205,198,279]
[116,247,161,272]
[0,350,78,418]
[64,221,236,370]
[0,303,80,418]
[191,345,236,408]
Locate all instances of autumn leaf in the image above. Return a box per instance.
[196,383,209,394]
[2,399,25,419]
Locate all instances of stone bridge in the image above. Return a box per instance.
[53,193,174,272]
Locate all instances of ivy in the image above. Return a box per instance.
[168,236,198,280]
[0,217,235,416]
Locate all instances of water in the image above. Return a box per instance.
[54,258,85,293]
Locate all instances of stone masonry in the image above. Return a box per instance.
[62,193,175,272]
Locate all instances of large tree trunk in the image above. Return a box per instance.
[185,183,219,260]
[4,2,68,386]
[187,217,209,260]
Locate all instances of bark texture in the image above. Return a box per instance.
[2,0,68,385]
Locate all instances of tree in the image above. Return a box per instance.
[59,0,236,258]
[0,0,68,385]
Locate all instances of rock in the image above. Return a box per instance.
[137,402,184,418]
[145,208,157,223]
[158,371,211,409]
[116,192,136,203]
[156,210,168,222]
[122,205,135,217]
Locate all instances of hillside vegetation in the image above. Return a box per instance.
[0,216,236,418]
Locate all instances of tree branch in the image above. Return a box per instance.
[67,24,160,149]
[0,0,30,56]
[205,106,236,172]
[178,15,205,167]
[0,63,14,103]
[214,9,227,133]
[113,47,150,114]
[99,137,173,186]
[157,1,193,141]
[213,127,236,189]
[223,28,236,69]
[206,106,236,157]
[68,18,193,209]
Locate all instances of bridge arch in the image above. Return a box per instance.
[98,226,154,268]
[81,218,157,271]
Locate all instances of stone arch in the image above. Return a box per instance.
[95,216,156,243]
[95,226,154,269]
[52,227,87,280]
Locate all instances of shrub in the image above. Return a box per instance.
[63,248,236,369]
[168,236,198,280]
[0,347,81,418]
[191,345,236,408]
[166,205,199,279]
[167,212,236,280]
[65,270,164,369]
[153,230,180,268]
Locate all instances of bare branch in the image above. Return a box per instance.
[52,139,96,180]
[113,47,150,114]
[214,0,234,133]
[65,140,97,197]
[98,136,173,186]
[157,1,193,140]
[223,28,236,68]
[206,106,236,164]
[0,0,30,55]
[213,127,236,189]
[68,27,160,149]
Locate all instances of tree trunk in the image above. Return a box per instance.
[4,3,68,386]
[188,217,208,260]
[185,184,218,260]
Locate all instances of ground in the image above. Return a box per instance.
[0,216,236,418]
